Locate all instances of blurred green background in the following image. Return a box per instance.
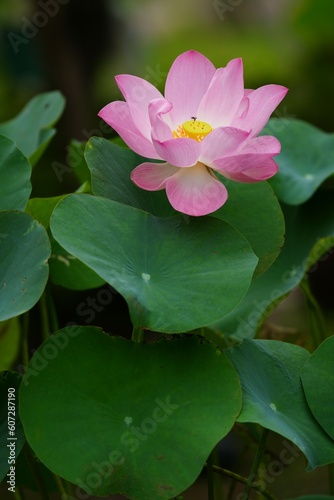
[1,0,333,199]
[1,0,334,199]
[1,0,334,137]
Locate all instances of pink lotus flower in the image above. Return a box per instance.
[99,50,288,216]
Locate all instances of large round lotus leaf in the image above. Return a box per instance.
[85,138,284,277]
[0,91,65,165]
[0,135,31,211]
[301,336,334,440]
[0,371,25,482]
[225,339,334,470]
[50,194,258,332]
[19,327,241,499]
[264,118,334,205]
[0,211,50,321]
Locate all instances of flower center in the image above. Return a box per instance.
[173,119,213,142]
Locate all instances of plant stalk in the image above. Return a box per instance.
[45,285,59,333]
[329,463,334,495]
[52,473,68,498]
[13,486,25,500]
[24,445,50,500]
[300,278,326,349]
[243,427,269,500]
[207,451,216,500]
[20,312,30,367]
[39,290,50,342]
[131,326,144,342]
[211,465,277,500]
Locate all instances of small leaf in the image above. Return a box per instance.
[26,196,63,229]
[0,91,65,165]
[226,339,334,470]
[50,194,258,332]
[68,140,91,185]
[301,336,334,440]
[0,211,50,321]
[0,135,31,211]
[20,328,241,499]
[26,197,104,290]
[264,118,334,205]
